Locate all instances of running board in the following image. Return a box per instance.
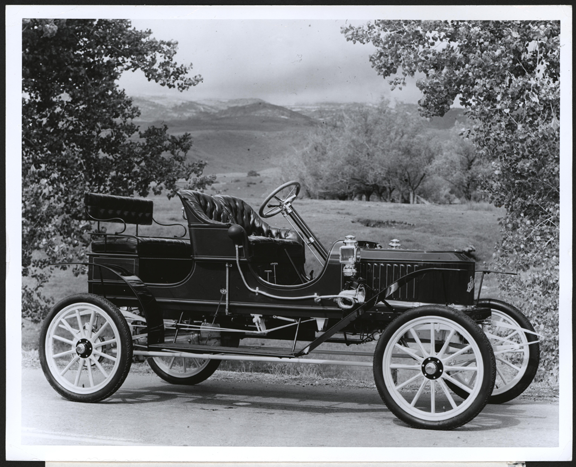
[146,343,375,359]
[148,343,298,358]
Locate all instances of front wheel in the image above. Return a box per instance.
[374,306,495,430]
[39,294,133,402]
[446,300,540,404]
[479,299,539,403]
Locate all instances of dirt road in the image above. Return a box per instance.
[19,367,559,449]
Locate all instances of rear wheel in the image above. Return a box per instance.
[39,294,132,402]
[374,306,495,430]
[148,355,221,385]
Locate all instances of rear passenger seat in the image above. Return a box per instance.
[90,235,191,258]
[85,192,191,259]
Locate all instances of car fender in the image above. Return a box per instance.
[55,262,165,344]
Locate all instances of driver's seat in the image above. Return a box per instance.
[217,194,305,266]
[179,190,306,283]
[217,195,298,242]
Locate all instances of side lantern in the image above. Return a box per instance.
[340,235,359,277]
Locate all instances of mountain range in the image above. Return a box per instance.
[130,96,468,173]
[133,95,467,128]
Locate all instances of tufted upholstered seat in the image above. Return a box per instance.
[178,190,305,264]
[85,193,154,226]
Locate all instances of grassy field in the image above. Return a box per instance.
[22,172,506,383]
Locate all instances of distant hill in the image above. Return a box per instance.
[132,96,313,127]
[130,96,470,174]
[216,101,313,122]
[288,101,470,130]
[287,102,375,120]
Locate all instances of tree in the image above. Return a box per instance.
[431,129,489,201]
[283,100,440,203]
[22,19,214,321]
[387,104,441,203]
[343,20,560,381]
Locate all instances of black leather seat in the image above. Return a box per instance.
[138,237,192,258]
[179,190,305,263]
[216,194,304,261]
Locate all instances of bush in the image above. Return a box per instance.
[22,283,53,324]
[492,219,559,385]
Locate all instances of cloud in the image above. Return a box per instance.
[119,19,423,106]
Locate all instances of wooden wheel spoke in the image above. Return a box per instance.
[59,318,78,337]
[87,310,96,338]
[442,344,472,362]
[74,359,85,386]
[53,349,76,359]
[437,378,458,409]
[443,373,473,394]
[76,310,85,338]
[393,343,424,362]
[390,363,421,370]
[493,345,528,355]
[409,328,429,358]
[429,322,436,356]
[93,338,117,348]
[60,355,80,376]
[91,357,109,378]
[436,328,456,359]
[91,321,110,340]
[485,330,519,345]
[444,365,478,372]
[410,378,428,407]
[395,372,422,391]
[93,350,117,363]
[496,356,521,372]
[86,358,94,387]
[496,364,509,385]
[52,335,75,346]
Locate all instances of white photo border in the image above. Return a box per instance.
[5,4,573,463]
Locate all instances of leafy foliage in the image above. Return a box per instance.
[284,101,453,203]
[343,20,560,382]
[429,129,490,202]
[22,19,214,321]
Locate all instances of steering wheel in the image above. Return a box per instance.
[258,181,301,218]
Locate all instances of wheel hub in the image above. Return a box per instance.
[421,356,444,380]
[75,338,93,358]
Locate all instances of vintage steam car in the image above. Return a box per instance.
[39,181,540,430]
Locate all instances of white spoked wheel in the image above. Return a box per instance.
[148,354,221,385]
[447,301,540,404]
[485,310,531,396]
[479,300,539,403]
[39,294,132,402]
[374,306,495,430]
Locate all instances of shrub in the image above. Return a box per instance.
[492,220,559,385]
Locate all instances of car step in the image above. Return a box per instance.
[147,343,375,359]
[148,343,298,358]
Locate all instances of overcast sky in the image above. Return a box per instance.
[12,6,564,107]
[118,19,422,106]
